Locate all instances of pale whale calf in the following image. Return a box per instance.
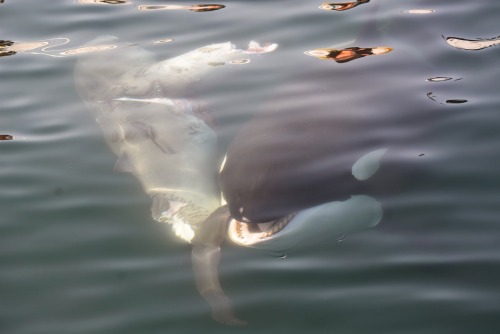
[75,37,384,325]
[75,37,276,241]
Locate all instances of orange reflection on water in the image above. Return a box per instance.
[305,46,392,63]
[137,4,225,12]
[320,0,370,12]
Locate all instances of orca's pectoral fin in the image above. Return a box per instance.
[191,206,247,326]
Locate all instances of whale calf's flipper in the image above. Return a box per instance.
[191,206,247,326]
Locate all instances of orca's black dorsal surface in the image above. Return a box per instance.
[219,105,379,224]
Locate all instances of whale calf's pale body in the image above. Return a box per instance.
[75,37,383,326]
[75,37,275,241]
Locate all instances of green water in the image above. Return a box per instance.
[1,1,500,333]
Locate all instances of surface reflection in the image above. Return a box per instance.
[136,4,225,12]
[75,0,225,12]
[445,99,468,104]
[319,0,370,12]
[1,39,50,57]
[445,35,500,51]
[76,0,131,4]
[427,77,462,82]
[426,75,468,105]
[305,46,392,63]
[427,92,468,105]
[153,38,174,44]
[401,9,435,14]
[0,38,137,58]
[229,58,250,65]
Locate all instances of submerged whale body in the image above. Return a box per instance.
[74,36,276,241]
[220,108,387,224]
[74,37,279,325]
[74,36,384,326]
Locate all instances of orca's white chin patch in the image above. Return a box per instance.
[227,195,383,253]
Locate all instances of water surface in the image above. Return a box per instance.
[1,0,500,333]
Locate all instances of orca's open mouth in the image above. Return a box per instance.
[227,213,296,246]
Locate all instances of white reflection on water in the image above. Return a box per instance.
[401,9,435,14]
[75,0,225,12]
[445,35,500,51]
[0,38,121,58]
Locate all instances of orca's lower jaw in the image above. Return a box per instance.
[227,213,296,246]
[226,195,383,253]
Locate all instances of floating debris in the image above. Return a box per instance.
[320,0,370,12]
[402,9,435,14]
[0,134,13,141]
[137,4,225,12]
[305,46,392,63]
[445,36,500,51]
